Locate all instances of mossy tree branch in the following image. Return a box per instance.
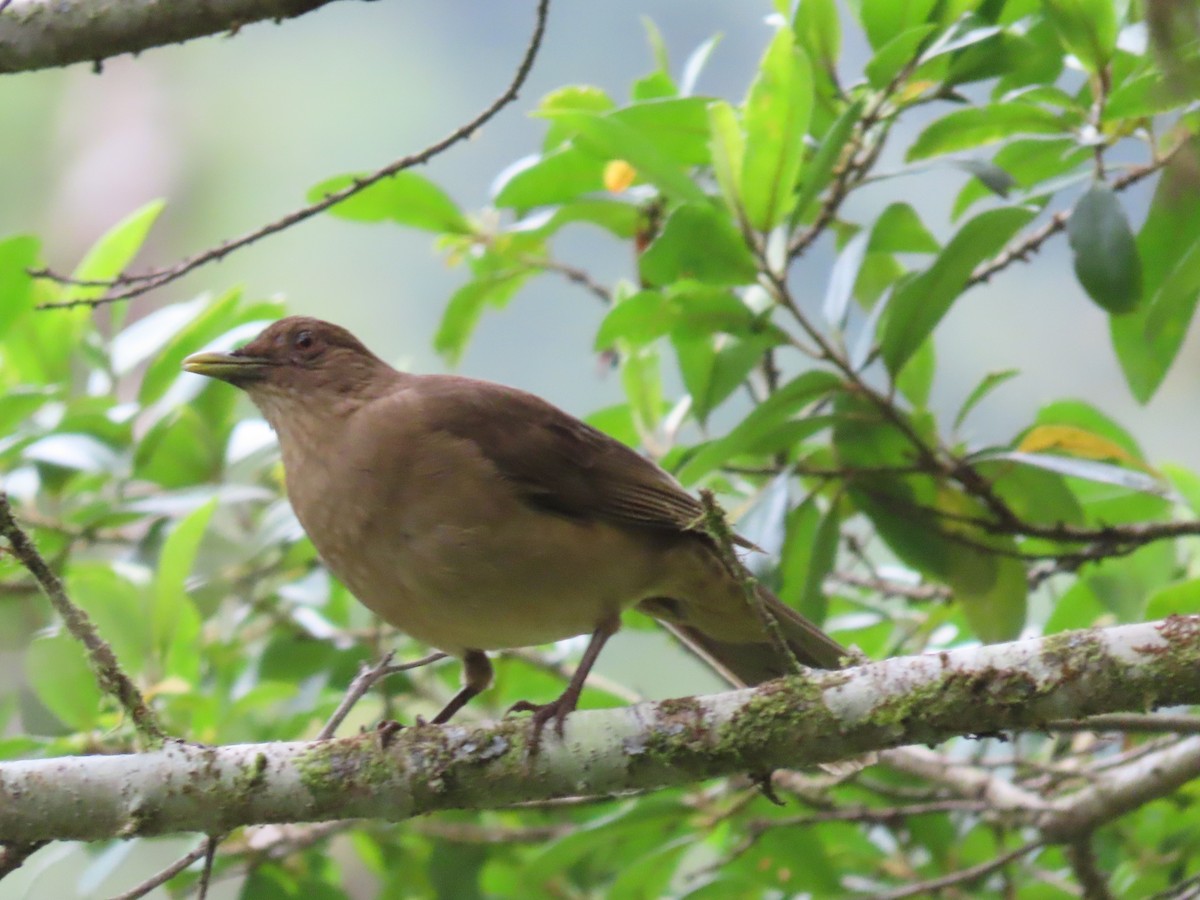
[2,616,1198,843]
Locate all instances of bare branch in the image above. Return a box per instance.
[34,0,552,309]
[0,0,340,75]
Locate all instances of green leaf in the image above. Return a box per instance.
[1112,160,1200,402]
[540,110,708,205]
[865,24,938,89]
[954,369,1019,430]
[868,202,940,254]
[790,99,864,228]
[673,333,777,424]
[1068,183,1142,314]
[493,147,604,209]
[882,205,1035,375]
[434,271,528,364]
[595,290,672,349]
[677,370,842,483]
[906,104,1066,161]
[896,336,935,408]
[0,235,38,339]
[857,0,937,51]
[640,204,758,287]
[1044,0,1118,74]
[741,28,814,231]
[794,502,841,622]
[792,0,841,72]
[26,633,105,731]
[152,499,216,665]
[63,199,166,306]
[954,554,1027,643]
[611,98,713,166]
[139,289,254,407]
[537,84,616,151]
[621,344,665,437]
[707,100,745,219]
[308,172,470,234]
[68,564,149,676]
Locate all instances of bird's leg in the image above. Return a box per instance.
[509,613,620,750]
[431,649,493,724]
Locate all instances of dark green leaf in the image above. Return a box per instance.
[26,633,104,731]
[882,206,1035,375]
[1067,183,1142,314]
[955,554,1026,643]
[1112,160,1200,401]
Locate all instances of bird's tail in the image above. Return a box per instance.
[653,584,845,687]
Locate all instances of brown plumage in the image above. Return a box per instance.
[183,316,844,738]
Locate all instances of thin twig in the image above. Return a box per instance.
[34,0,553,309]
[0,841,47,879]
[871,840,1043,900]
[107,845,208,900]
[1065,835,1116,900]
[1045,713,1200,734]
[967,138,1188,288]
[318,651,447,740]
[0,493,163,742]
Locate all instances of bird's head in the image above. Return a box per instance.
[182,316,399,423]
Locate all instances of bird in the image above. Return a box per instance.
[182,316,845,741]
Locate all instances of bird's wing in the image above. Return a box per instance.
[414,375,706,535]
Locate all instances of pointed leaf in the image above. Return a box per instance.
[882,206,1035,375]
[1068,183,1142,314]
[741,28,814,231]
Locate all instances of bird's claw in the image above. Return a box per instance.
[508,697,573,754]
[374,719,404,749]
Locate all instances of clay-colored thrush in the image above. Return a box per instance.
[183,317,844,737]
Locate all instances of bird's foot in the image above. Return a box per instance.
[508,694,576,754]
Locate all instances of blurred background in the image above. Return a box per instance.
[2,0,1196,466]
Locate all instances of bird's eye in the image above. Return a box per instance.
[294,331,315,351]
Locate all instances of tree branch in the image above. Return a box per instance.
[0,492,164,742]
[0,0,341,74]
[33,0,552,308]
[3,616,1198,843]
